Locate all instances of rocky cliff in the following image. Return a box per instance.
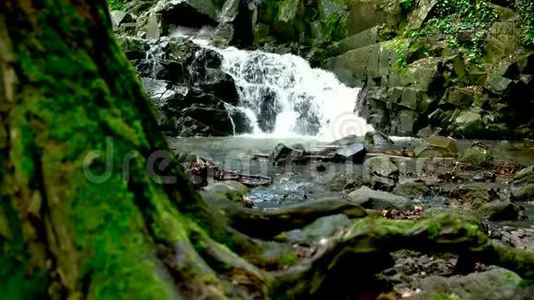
[110,0,534,138]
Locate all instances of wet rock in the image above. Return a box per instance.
[393,180,430,198]
[364,131,394,147]
[116,35,150,60]
[511,166,534,202]
[270,143,305,166]
[330,134,362,146]
[415,135,458,158]
[460,142,494,168]
[447,185,502,209]
[333,142,367,164]
[202,181,255,208]
[413,268,533,300]
[489,225,534,251]
[280,214,351,245]
[443,86,476,109]
[157,87,235,136]
[326,173,363,193]
[477,201,522,221]
[449,109,485,138]
[111,10,135,34]
[472,171,497,183]
[348,186,411,210]
[364,155,399,191]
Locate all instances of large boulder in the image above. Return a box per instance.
[348,186,411,210]
[270,143,306,166]
[145,82,238,136]
[141,0,220,37]
[333,143,367,163]
[511,166,534,202]
[415,135,458,158]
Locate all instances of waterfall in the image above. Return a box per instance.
[216,47,373,140]
[166,27,373,139]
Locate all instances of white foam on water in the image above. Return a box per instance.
[216,46,373,140]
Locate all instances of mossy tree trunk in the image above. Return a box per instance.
[0,1,533,299]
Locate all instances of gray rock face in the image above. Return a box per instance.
[118,36,247,137]
[413,268,534,300]
[511,166,534,202]
[348,186,411,210]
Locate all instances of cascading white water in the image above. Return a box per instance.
[168,27,373,139]
[216,47,373,140]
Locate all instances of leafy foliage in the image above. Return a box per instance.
[107,0,126,10]
[516,0,534,48]
[400,0,415,12]
[404,0,498,68]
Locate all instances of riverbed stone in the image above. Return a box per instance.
[392,180,430,198]
[415,135,458,158]
[511,166,534,202]
[282,214,351,245]
[460,143,494,168]
[333,143,367,163]
[363,155,400,191]
[477,201,522,221]
[348,186,411,210]
[413,268,533,300]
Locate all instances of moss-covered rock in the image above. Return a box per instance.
[415,135,458,158]
[511,166,534,202]
[460,143,494,168]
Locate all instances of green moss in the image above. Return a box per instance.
[280,251,298,266]
[516,0,534,48]
[402,0,499,68]
[107,0,126,11]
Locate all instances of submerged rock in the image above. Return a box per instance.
[348,186,411,210]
